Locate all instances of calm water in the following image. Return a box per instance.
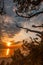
[0,49,14,58]
[0,43,22,58]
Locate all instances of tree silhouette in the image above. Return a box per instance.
[0,60,5,65]
[11,24,43,65]
[22,24,43,65]
[13,0,43,18]
[6,62,10,65]
[11,49,24,65]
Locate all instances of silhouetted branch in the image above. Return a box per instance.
[34,38,40,44]
[15,10,43,18]
[16,24,42,34]
[36,34,41,38]
[32,24,43,28]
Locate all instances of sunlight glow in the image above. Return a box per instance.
[6,49,10,56]
[7,42,12,46]
[6,42,11,56]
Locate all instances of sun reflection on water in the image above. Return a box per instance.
[0,41,23,57]
[6,42,12,56]
[6,48,10,56]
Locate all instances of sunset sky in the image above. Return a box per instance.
[0,0,43,57]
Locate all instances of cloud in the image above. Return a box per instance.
[0,0,43,43]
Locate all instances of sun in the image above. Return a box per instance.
[6,42,12,56]
[7,42,12,46]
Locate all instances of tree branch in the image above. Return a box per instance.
[32,24,43,28]
[15,10,43,18]
[16,24,43,34]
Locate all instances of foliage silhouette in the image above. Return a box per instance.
[13,0,43,18]
[0,60,5,65]
[11,24,43,65]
